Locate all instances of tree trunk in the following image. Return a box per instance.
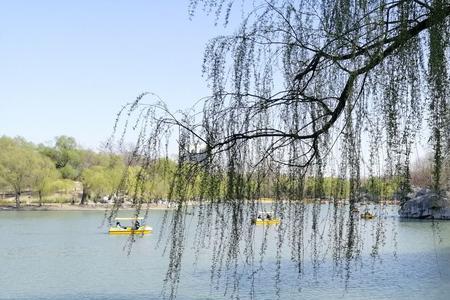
[38,191,42,207]
[80,186,88,205]
[15,191,21,209]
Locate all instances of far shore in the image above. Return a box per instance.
[0,198,400,212]
[0,203,175,212]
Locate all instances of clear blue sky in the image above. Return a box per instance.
[0,1,228,149]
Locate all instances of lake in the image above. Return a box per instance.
[1,206,449,300]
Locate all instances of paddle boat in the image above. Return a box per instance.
[251,211,281,225]
[360,211,375,220]
[109,217,153,235]
[351,207,360,214]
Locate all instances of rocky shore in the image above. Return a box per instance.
[399,189,450,220]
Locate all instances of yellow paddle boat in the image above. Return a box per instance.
[251,211,281,225]
[109,217,153,235]
[360,211,375,220]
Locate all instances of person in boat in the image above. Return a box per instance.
[257,214,262,220]
[361,211,373,218]
[134,220,141,230]
[266,213,272,220]
[116,221,122,228]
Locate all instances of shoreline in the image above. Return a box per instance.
[0,203,175,212]
[0,200,400,212]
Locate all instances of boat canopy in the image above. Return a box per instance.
[257,211,274,215]
[115,217,144,221]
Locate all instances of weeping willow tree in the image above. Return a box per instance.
[109,1,450,299]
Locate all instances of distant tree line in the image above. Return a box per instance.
[0,135,443,209]
[0,135,177,208]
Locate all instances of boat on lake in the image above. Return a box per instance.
[109,217,153,235]
[360,211,375,220]
[251,211,281,225]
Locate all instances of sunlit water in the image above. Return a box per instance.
[0,205,449,300]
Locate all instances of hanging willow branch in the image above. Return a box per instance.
[109,1,450,299]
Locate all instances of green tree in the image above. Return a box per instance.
[40,136,107,205]
[81,154,126,203]
[40,136,83,180]
[54,136,82,178]
[81,166,110,202]
[31,155,59,206]
[78,150,109,204]
[52,179,76,204]
[0,137,37,208]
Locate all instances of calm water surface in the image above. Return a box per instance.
[0,206,449,300]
